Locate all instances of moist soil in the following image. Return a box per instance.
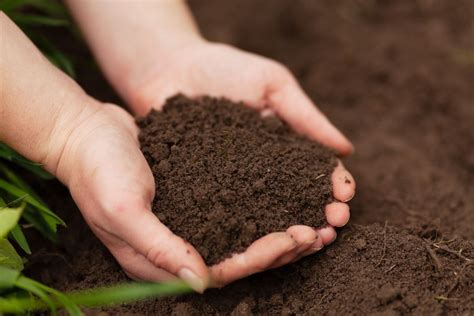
[137,95,336,265]
[26,0,474,315]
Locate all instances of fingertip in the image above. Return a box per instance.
[178,267,207,293]
[332,161,356,202]
[325,202,350,227]
[286,225,318,244]
[327,127,354,157]
[317,226,337,246]
[338,141,355,157]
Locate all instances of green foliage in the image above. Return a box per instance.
[0,155,64,243]
[0,0,76,77]
[0,276,191,315]
[0,143,52,179]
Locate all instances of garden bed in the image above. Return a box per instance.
[26,0,474,314]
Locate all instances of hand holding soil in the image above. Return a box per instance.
[65,0,356,290]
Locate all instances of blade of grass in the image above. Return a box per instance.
[32,279,83,316]
[67,281,192,307]
[48,50,76,78]
[8,13,69,27]
[21,0,68,17]
[22,207,58,242]
[0,162,46,203]
[0,179,65,229]
[11,225,31,254]
[0,280,192,313]
[0,0,25,12]
[0,143,53,179]
[15,276,57,315]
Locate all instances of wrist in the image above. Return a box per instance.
[42,95,102,183]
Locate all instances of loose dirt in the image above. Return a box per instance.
[26,0,474,315]
[137,95,335,265]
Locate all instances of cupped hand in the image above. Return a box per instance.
[127,41,356,287]
[55,102,210,292]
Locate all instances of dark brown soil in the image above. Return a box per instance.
[137,95,335,265]
[26,0,474,315]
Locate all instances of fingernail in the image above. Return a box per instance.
[312,235,323,250]
[178,268,206,294]
[307,244,324,255]
[343,192,355,203]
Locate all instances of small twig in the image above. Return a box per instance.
[433,243,472,262]
[435,237,457,246]
[424,243,443,273]
[377,220,388,266]
[314,174,326,181]
[319,293,329,304]
[447,261,474,297]
[384,264,397,273]
[435,296,461,302]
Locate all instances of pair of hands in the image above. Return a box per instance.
[59,41,355,292]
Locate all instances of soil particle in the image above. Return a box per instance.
[138,95,336,265]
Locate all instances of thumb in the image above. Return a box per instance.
[112,208,210,293]
[268,77,353,156]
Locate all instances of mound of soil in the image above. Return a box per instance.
[137,95,336,265]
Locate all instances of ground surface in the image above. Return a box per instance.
[138,95,335,265]
[26,0,474,315]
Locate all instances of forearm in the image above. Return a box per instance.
[65,0,203,113]
[0,13,100,179]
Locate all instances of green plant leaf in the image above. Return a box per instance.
[0,143,53,179]
[0,0,24,12]
[15,276,57,315]
[68,281,192,308]
[22,0,68,17]
[9,13,69,27]
[0,239,24,271]
[0,280,192,313]
[48,50,76,78]
[0,0,67,17]
[0,266,21,289]
[33,280,83,316]
[11,225,31,254]
[0,179,65,230]
[0,161,46,203]
[22,207,58,242]
[0,205,23,238]
[0,296,26,314]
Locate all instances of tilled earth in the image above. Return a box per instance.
[27,1,474,315]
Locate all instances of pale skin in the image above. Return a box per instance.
[0,1,355,292]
